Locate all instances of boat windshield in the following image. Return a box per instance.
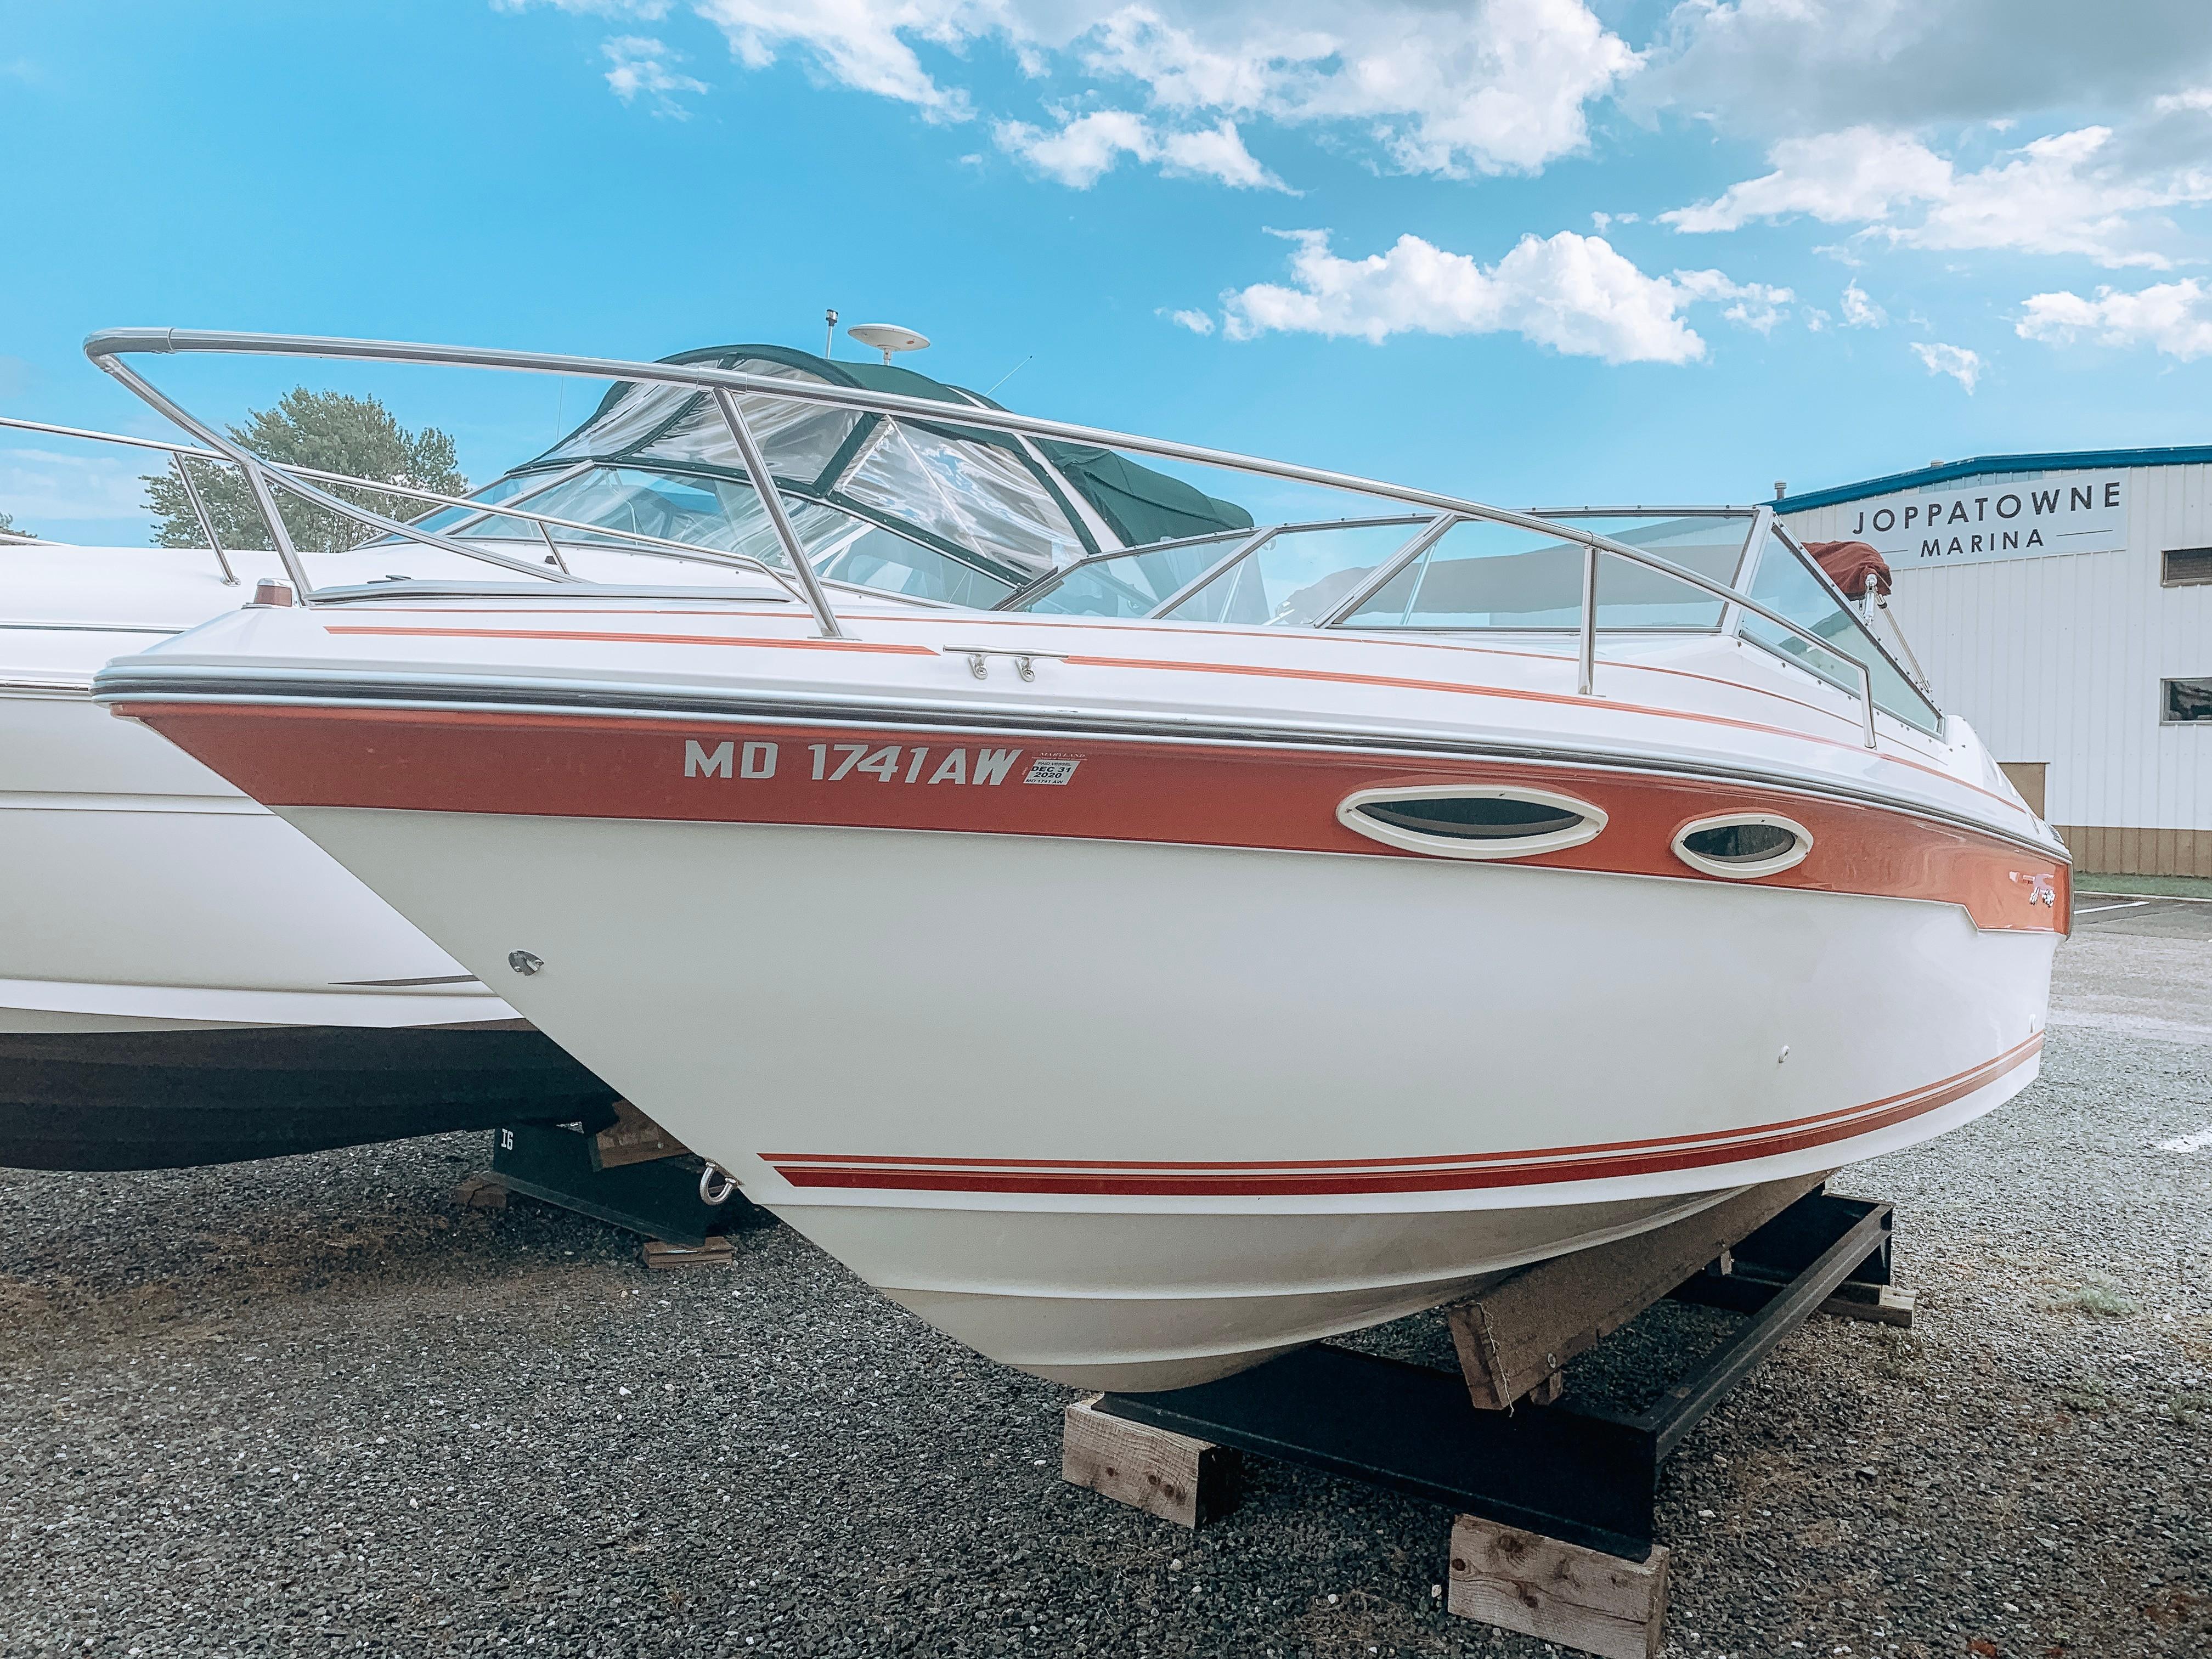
[1161,518,1436,627]
[1003,511,1756,635]
[385,345,1258,609]
[1336,514,1752,631]
[430,465,1022,608]
[1008,534,1252,618]
[1739,529,1941,733]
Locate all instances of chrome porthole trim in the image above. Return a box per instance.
[1336,783,1609,861]
[1672,812,1814,879]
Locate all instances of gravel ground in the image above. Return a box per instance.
[2,918,2207,1659]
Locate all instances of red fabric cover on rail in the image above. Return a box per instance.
[1805,539,1891,599]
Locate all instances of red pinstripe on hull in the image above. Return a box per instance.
[762,1035,2042,1197]
[122,702,2069,932]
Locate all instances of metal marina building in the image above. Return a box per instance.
[1777,446,2212,878]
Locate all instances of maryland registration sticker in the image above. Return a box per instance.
[1023,757,1081,786]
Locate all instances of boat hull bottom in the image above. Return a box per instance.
[780,1185,1744,1392]
[0,1024,620,1170]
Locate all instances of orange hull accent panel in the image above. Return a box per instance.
[126,702,2069,933]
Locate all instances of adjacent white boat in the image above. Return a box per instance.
[0,506,631,1168]
[86,330,2067,1387]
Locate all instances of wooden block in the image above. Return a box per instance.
[1711,1266,1917,1328]
[453,1175,507,1211]
[590,1099,689,1171]
[1448,1514,1669,1659]
[1062,1397,1240,1528]
[641,1236,733,1270]
[1822,1281,1917,1327]
[1445,1172,1830,1409]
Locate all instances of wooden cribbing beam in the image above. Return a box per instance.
[1444,1173,1832,1409]
[590,1098,689,1170]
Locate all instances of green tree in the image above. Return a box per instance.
[143,388,467,554]
[0,509,27,539]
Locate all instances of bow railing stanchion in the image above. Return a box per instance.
[235,454,312,601]
[532,518,571,574]
[1577,540,1599,698]
[170,455,236,585]
[88,354,590,594]
[90,354,315,599]
[709,387,845,641]
[0,410,817,609]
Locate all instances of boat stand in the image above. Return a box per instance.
[469,1102,770,1255]
[1062,1183,1911,1659]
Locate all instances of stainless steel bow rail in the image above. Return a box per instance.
[0,411,847,613]
[80,328,1908,747]
[1068,1186,1908,1654]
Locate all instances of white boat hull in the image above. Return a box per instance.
[273,804,2052,1387]
[2,567,618,1167]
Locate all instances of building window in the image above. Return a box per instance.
[2163,546,2212,586]
[2163,678,2212,724]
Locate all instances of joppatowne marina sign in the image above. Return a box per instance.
[1831,472,2126,570]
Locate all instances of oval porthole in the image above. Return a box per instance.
[1337,785,1607,861]
[1672,812,1813,879]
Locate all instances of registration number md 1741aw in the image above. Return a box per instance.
[682,738,1080,788]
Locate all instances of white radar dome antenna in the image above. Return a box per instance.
[846,323,930,366]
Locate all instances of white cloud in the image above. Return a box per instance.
[1901,126,2211,269]
[995,108,1284,188]
[0,449,153,524]
[2016,279,2212,361]
[1083,0,1638,179]
[1634,1,2212,138]
[1165,307,1216,334]
[1216,228,1786,364]
[1156,120,1280,190]
[1669,268,1795,333]
[995,109,1150,186]
[1661,128,1950,233]
[1663,122,2212,269]
[675,0,1633,176]
[1839,280,1886,328]
[690,0,994,116]
[602,35,708,115]
[1909,341,1982,392]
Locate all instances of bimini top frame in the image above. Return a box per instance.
[83,327,1925,746]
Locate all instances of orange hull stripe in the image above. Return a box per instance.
[121,703,2069,933]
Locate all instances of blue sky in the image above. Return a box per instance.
[7,0,2212,544]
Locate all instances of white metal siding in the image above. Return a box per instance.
[1781,462,2211,835]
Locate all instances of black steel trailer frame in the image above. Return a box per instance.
[1092,1189,1895,1561]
